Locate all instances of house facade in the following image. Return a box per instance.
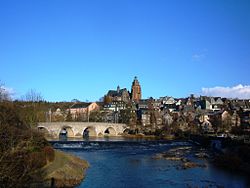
[104,101,127,112]
[68,102,99,120]
[200,96,224,111]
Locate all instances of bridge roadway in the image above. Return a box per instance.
[37,122,128,138]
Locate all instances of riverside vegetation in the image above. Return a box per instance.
[0,102,88,187]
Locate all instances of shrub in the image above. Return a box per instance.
[0,102,50,187]
[0,149,32,186]
[43,146,55,162]
[28,151,47,170]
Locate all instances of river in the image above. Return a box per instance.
[50,137,250,188]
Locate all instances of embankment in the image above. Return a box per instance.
[41,150,89,187]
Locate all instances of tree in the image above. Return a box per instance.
[0,102,51,187]
[22,89,43,102]
[89,111,103,122]
[66,110,73,122]
[71,99,80,103]
[222,114,232,132]
[148,97,157,128]
[104,95,112,104]
[163,112,173,128]
[0,82,11,101]
[150,111,157,127]
[209,114,222,133]
[119,109,131,124]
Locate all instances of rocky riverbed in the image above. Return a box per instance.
[153,146,211,170]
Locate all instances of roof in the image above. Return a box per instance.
[70,102,90,109]
[138,99,149,104]
[107,88,128,97]
[132,76,140,86]
[207,110,224,116]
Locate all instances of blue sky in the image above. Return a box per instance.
[0,0,250,101]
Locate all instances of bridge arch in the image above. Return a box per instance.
[98,132,104,137]
[59,126,74,137]
[38,126,50,135]
[83,127,97,137]
[104,127,116,136]
[123,128,131,134]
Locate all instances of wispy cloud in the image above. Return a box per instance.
[201,84,250,99]
[192,49,207,62]
[192,53,206,62]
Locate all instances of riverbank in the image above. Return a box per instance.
[189,134,250,176]
[123,133,175,140]
[41,150,89,187]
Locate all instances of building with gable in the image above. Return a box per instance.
[105,86,130,103]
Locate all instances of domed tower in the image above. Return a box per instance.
[131,76,142,102]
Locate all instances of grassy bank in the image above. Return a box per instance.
[41,150,89,187]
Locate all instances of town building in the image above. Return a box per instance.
[160,96,176,105]
[137,99,149,109]
[103,101,127,112]
[200,96,224,111]
[68,102,99,120]
[105,86,130,103]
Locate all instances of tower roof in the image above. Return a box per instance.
[132,76,140,86]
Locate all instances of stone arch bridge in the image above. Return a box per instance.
[37,122,129,138]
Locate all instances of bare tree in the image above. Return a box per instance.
[22,89,43,102]
[0,81,11,101]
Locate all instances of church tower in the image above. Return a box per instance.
[131,76,142,102]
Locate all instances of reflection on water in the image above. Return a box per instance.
[51,139,250,188]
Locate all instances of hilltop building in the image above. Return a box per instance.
[104,76,142,104]
[131,76,142,103]
[105,86,130,103]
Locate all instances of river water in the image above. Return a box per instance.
[51,137,249,188]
